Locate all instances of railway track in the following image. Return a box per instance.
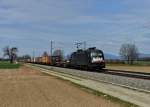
[28,64,150,107]
[53,67,150,80]
[31,63,150,80]
[103,69,150,80]
[29,64,150,92]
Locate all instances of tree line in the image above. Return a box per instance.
[119,43,139,65]
[2,46,31,63]
[1,43,146,65]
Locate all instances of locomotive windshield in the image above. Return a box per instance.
[91,52,103,57]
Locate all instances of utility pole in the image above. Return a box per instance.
[50,41,53,56]
[83,41,86,50]
[32,48,35,62]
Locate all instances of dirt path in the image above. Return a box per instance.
[0,66,122,107]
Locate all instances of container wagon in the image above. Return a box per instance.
[42,56,51,65]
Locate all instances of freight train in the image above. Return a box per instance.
[70,47,105,69]
[30,47,105,70]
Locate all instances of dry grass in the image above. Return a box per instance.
[106,64,150,73]
[0,66,124,107]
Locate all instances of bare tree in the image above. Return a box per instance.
[119,43,139,64]
[18,54,31,62]
[53,49,64,59]
[42,51,48,57]
[3,46,18,63]
[66,54,71,60]
[23,54,31,59]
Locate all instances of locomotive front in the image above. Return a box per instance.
[89,48,105,69]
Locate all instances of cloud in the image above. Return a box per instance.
[0,0,150,56]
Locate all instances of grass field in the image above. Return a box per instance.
[133,61,150,66]
[0,61,21,69]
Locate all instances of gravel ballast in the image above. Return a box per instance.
[33,64,150,92]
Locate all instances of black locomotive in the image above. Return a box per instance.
[70,47,105,69]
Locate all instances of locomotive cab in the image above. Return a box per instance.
[89,49,105,69]
[70,47,105,70]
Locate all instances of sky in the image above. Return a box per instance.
[0,0,150,57]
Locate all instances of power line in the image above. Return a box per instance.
[75,41,87,50]
[75,42,82,50]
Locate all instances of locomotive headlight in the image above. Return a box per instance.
[92,57,103,63]
[99,58,103,61]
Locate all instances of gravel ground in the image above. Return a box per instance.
[0,66,122,107]
[33,64,150,92]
